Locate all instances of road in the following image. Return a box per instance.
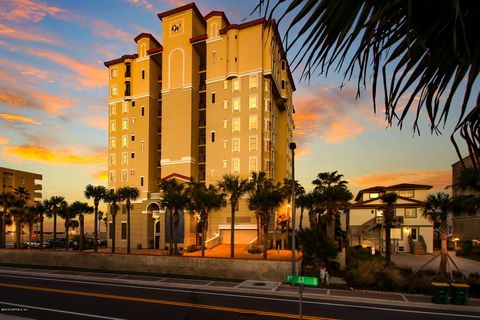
[0,271,478,320]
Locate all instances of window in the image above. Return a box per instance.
[131,117,135,124]
[211,131,215,142]
[223,138,228,149]
[264,99,271,112]
[397,190,415,198]
[249,116,258,130]
[124,81,131,96]
[122,102,128,113]
[234,57,237,62]
[212,51,216,64]
[110,121,116,132]
[223,119,228,129]
[121,153,128,165]
[249,156,257,171]
[281,80,286,90]
[110,86,118,97]
[223,159,228,168]
[141,141,144,151]
[140,44,146,57]
[110,138,116,149]
[140,177,144,186]
[122,118,128,130]
[131,135,135,142]
[211,23,218,38]
[264,119,271,131]
[121,170,128,182]
[109,154,115,166]
[369,193,379,199]
[281,61,286,70]
[249,136,257,151]
[405,208,417,218]
[264,139,270,152]
[141,69,145,79]
[223,99,228,109]
[109,171,115,183]
[223,80,228,89]
[249,75,258,89]
[131,152,135,159]
[211,93,216,104]
[132,101,135,107]
[121,222,127,240]
[232,78,240,92]
[264,160,270,172]
[122,135,128,147]
[111,68,118,78]
[232,97,240,112]
[264,79,270,92]
[249,95,257,109]
[232,118,240,132]
[130,169,135,176]
[141,107,145,116]
[232,158,240,173]
[232,138,240,152]
[110,105,116,116]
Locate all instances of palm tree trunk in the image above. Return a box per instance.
[0,215,5,248]
[40,214,44,250]
[308,210,317,229]
[230,201,235,258]
[53,213,57,249]
[127,201,131,254]
[263,224,268,259]
[299,208,304,230]
[79,214,84,251]
[169,211,173,255]
[111,214,116,253]
[327,213,335,240]
[201,216,206,257]
[15,217,21,249]
[439,222,448,277]
[94,202,99,252]
[385,222,392,266]
[28,223,33,248]
[256,215,260,243]
[173,210,179,255]
[65,220,69,251]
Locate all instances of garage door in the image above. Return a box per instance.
[221,229,256,244]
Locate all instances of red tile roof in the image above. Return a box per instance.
[204,11,230,25]
[104,54,138,67]
[157,3,205,27]
[134,33,161,47]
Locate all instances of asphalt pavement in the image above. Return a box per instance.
[0,266,478,320]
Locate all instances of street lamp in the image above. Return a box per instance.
[289,142,296,275]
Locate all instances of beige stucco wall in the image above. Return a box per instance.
[0,250,300,282]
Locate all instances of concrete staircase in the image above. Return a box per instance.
[409,235,427,255]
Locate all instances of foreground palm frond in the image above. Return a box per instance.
[255,0,480,169]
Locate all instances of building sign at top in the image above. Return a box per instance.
[171,23,181,32]
[169,20,184,37]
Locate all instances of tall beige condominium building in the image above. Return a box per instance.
[0,167,42,205]
[104,3,295,250]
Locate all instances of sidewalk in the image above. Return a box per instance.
[0,266,478,312]
[392,252,480,275]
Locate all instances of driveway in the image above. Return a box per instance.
[391,251,480,276]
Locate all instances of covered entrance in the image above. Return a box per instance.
[147,202,162,249]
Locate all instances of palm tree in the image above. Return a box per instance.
[255,1,480,166]
[159,179,189,255]
[25,203,44,248]
[69,201,93,250]
[12,187,30,249]
[248,172,268,242]
[313,172,353,240]
[423,192,452,277]
[104,189,121,253]
[45,196,66,250]
[248,179,284,259]
[84,185,107,252]
[98,210,105,234]
[0,192,15,248]
[58,201,75,250]
[117,186,140,254]
[218,175,250,258]
[34,201,48,249]
[381,192,397,266]
[282,178,305,230]
[296,193,310,230]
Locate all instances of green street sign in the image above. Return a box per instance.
[286,275,319,287]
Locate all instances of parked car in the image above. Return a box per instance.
[24,240,52,248]
[47,238,73,248]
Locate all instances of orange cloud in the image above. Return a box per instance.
[91,20,132,43]
[0,23,60,44]
[0,58,55,83]
[0,0,64,23]
[22,47,106,88]
[2,145,107,166]
[0,136,9,145]
[82,116,107,131]
[126,0,154,11]
[0,113,40,125]
[293,86,381,144]
[349,170,451,191]
[0,88,74,114]
[91,169,108,181]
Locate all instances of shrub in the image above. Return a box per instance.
[297,228,338,266]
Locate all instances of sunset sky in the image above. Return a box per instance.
[0,0,473,230]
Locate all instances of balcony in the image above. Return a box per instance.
[34,184,42,190]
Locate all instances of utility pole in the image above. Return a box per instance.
[289,142,296,275]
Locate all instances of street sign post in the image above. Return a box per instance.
[286,275,319,287]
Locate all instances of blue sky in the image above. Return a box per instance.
[0,0,472,229]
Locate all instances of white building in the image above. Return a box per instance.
[348,184,434,254]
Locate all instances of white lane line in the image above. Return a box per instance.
[0,301,125,320]
[400,294,409,302]
[1,274,479,319]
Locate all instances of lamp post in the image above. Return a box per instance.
[289,142,297,275]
